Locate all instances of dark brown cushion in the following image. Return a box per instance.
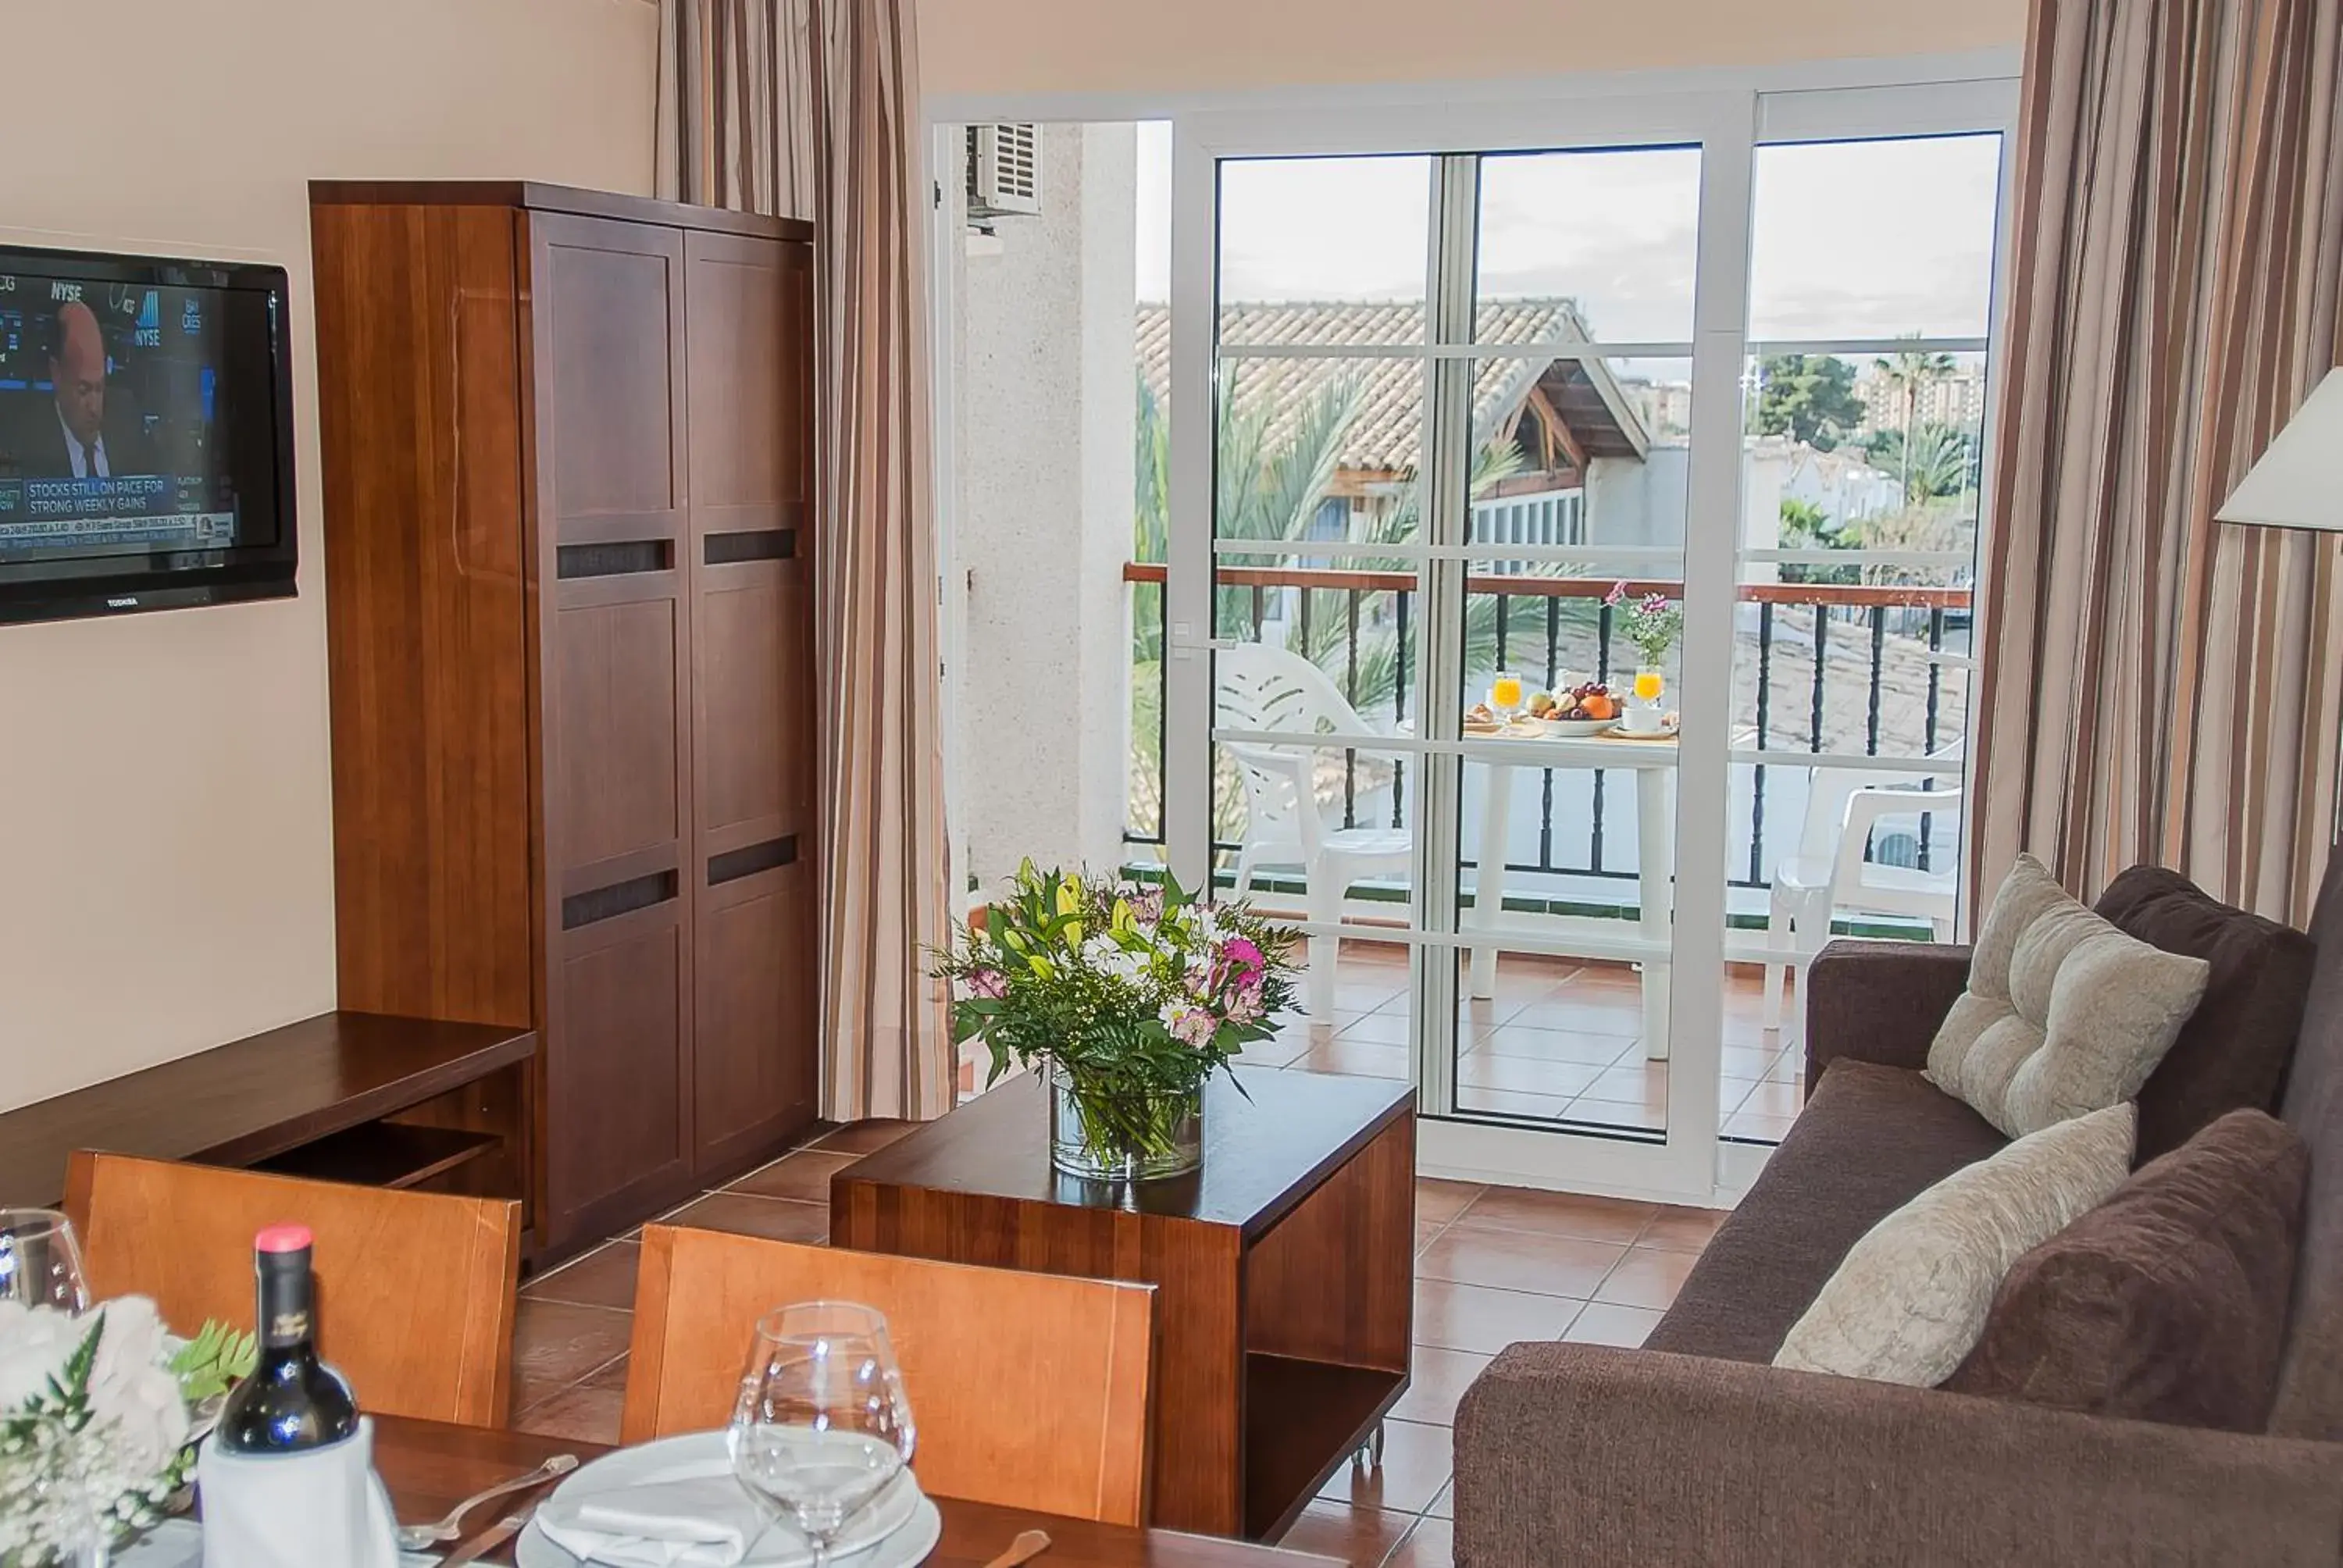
[1945,1109,2308,1431]
[1646,1060,2006,1363]
[2094,865,2314,1164]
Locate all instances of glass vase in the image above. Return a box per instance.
[1047,1062,1203,1181]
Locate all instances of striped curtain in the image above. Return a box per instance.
[1972,0,2343,923]
[658,0,957,1121]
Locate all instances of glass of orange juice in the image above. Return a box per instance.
[1632,669,1665,704]
[1491,672,1525,718]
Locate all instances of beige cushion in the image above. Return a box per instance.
[1926,853,2209,1137]
[1774,1102,2136,1386]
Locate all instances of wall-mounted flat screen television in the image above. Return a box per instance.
[0,245,295,625]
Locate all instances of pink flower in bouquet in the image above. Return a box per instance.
[1604,580,1628,607]
[1225,971,1266,1026]
[965,968,1008,1000]
[1161,1002,1218,1048]
[1222,936,1264,975]
[1128,886,1165,926]
[1639,593,1671,617]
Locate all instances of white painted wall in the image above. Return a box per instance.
[950,123,1137,891]
[0,0,658,1111]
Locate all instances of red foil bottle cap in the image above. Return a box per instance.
[255,1224,313,1253]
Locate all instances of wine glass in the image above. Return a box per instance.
[0,1208,88,1311]
[730,1302,916,1566]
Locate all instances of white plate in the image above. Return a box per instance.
[1529,715,1617,736]
[515,1431,940,1568]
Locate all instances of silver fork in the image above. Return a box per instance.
[394,1453,579,1550]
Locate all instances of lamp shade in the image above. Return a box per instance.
[2218,366,2343,531]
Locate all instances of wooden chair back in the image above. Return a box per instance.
[625,1226,1156,1525]
[63,1151,521,1426]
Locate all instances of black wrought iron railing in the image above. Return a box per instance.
[1123,562,1970,891]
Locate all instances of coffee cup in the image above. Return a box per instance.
[1623,704,1667,735]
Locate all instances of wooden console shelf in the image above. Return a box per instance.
[0,1011,535,1215]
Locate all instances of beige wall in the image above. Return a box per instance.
[0,0,658,1111]
[919,0,2024,98]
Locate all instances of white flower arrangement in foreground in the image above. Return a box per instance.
[0,1298,252,1566]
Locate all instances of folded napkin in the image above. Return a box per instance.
[537,1468,769,1568]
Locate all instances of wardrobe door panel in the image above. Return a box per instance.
[695,857,818,1167]
[683,230,819,1170]
[528,212,696,1247]
[548,907,690,1231]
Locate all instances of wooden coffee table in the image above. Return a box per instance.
[831,1066,1415,1541]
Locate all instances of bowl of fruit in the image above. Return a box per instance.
[1526,683,1620,736]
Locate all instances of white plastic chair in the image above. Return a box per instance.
[1763,754,1963,1039]
[1216,644,1412,1021]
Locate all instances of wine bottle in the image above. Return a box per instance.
[214,1224,359,1453]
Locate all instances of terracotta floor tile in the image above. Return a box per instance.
[1277,1502,1415,1566]
[1526,1000,1642,1039]
[815,1120,918,1154]
[1453,1086,1577,1121]
[1314,1418,1451,1515]
[1390,1345,1494,1427]
[1592,1247,1699,1311]
[662,1192,829,1244]
[1732,1079,1806,1120]
[1243,1034,1315,1069]
[1414,1178,1483,1227]
[1582,1064,1670,1109]
[1719,1045,1785,1080]
[512,1357,628,1445]
[510,1299,632,1409]
[1469,1026,1635,1065]
[728,1149,861,1203]
[1558,1096,1665,1134]
[1414,1228,1625,1298]
[1453,1187,1653,1245]
[1561,1302,1664,1348]
[1416,1221,1447,1255]
[1722,1110,1797,1142]
[1387,1516,1453,1568]
[1638,1204,1728,1253]
[1412,1279,1574,1356]
[1455,1054,1607,1099]
[1336,1010,1416,1047]
[1425,1481,1453,1520]
[1290,1040,1413,1081]
[522,1239,641,1312]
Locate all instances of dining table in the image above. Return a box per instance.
[1464,725,1676,1060]
[370,1414,1344,1566]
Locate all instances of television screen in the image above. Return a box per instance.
[0,248,293,624]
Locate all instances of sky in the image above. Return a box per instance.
[1132,120,2002,344]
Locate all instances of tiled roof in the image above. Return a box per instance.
[1134,298,1645,475]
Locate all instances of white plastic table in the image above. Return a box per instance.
[1464,730,1676,1061]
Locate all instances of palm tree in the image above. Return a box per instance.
[1873,338,1958,501]
[1126,366,1535,841]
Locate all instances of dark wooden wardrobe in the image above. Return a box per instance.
[309,182,820,1257]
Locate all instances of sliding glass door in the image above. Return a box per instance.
[1157,84,2013,1203]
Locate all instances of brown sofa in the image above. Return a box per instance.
[1453,857,2343,1566]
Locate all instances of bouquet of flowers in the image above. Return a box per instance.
[1607,582,1683,669]
[934,864,1301,1177]
[0,1299,254,1566]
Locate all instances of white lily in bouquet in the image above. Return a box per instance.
[0,1298,254,1566]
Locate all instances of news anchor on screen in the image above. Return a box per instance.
[27,300,152,479]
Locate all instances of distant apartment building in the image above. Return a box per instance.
[1856,365,1987,432]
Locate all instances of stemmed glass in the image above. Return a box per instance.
[0,1208,89,1311]
[730,1302,916,1566]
